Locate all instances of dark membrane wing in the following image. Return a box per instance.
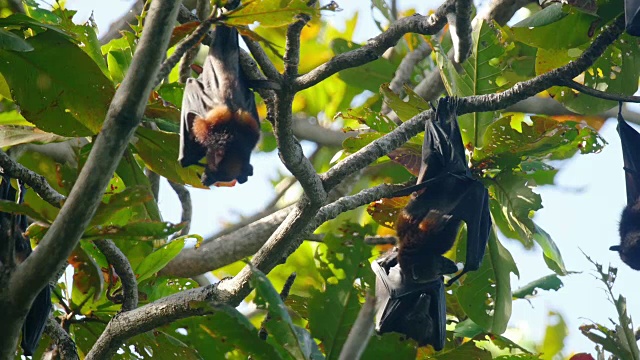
[450,182,491,277]
[21,285,51,356]
[178,79,208,167]
[617,107,640,205]
[625,0,640,36]
[416,97,468,185]
[372,253,450,350]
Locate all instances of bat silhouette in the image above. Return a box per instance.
[0,175,51,356]
[372,97,491,348]
[372,248,455,350]
[611,102,640,270]
[625,0,640,35]
[178,23,260,187]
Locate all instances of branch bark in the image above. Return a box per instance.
[94,240,138,312]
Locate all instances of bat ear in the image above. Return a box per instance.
[610,245,621,252]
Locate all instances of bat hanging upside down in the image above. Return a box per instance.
[1,175,51,356]
[611,102,640,270]
[372,97,492,349]
[178,23,260,187]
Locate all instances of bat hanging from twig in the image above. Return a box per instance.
[178,18,260,187]
[0,175,51,356]
[372,97,492,349]
[611,102,640,270]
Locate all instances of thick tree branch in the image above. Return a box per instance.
[0,1,181,357]
[0,150,65,207]
[294,0,455,90]
[243,35,283,83]
[450,0,473,63]
[85,283,229,360]
[94,239,138,312]
[45,317,79,360]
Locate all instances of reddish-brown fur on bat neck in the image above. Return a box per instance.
[192,106,259,146]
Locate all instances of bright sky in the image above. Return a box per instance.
[54,0,640,355]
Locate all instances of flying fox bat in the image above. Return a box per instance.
[0,175,51,356]
[372,97,491,348]
[625,0,640,36]
[372,248,455,350]
[178,23,260,187]
[393,97,492,285]
[611,102,640,270]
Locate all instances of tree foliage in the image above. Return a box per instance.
[0,0,638,359]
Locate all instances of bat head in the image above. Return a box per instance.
[192,106,259,187]
[615,201,640,270]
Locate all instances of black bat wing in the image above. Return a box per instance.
[617,105,640,205]
[178,78,208,168]
[21,285,51,356]
[372,253,448,350]
[625,0,640,36]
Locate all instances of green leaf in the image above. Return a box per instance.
[69,244,104,311]
[332,38,395,91]
[380,84,431,122]
[133,126,206,189]
[0,13,71,38]
[455,229,518,334]
[225,0,318,28]
[83,221,184,242]
[511,4,597,50]
[90,185,156,226]
[433,340,492,360]
[252,267,321,360]
[489,172,567,274]
[540,311,568,359]
[512,274,564,299]
[168,307,286,360]
[101,33,135,84]
[0,28,33,51]
[0,30,114,136]
[134,238,185,282]
[545,32,640,114]
[116,331,203,360]
[0,125,68,147]
[308,223,376,360]
[436,21,507,147]
[115,148,162,221]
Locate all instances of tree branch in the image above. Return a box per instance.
[94,239,138,312]
[294,0,455,90]
[558,79,640,103]
[0,149,65,207]
[338,294,375,360]
[0,0,181,357]
[169,181,193,236]
[45,317,79,360]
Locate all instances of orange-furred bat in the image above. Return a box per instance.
[178,23,260,187]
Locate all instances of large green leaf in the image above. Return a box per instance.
[0,125,68,147]
[512,274,563,299]
[225,0,318,27]
[115,331,202,360]
[0,28,33,51]
[488,172,567,274]
[437,21,508,147]
[134,238,185,282]
[101,33,136,84]
[0,30,114,136]
[544,32,640,114]
[252,267,323,360]
[455,229,518,334]
[332,38,395,92]
[133,127,206,189]
[115,148,162,222]
[167,306,286,360]
[511,3,597,49]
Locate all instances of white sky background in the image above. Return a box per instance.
[53,0,640,355]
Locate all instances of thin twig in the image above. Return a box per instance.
[169,181,192,236]
[0,150,66,207]
[258,272,296,340]
[559,79,640,103]
[94,240,138,312]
